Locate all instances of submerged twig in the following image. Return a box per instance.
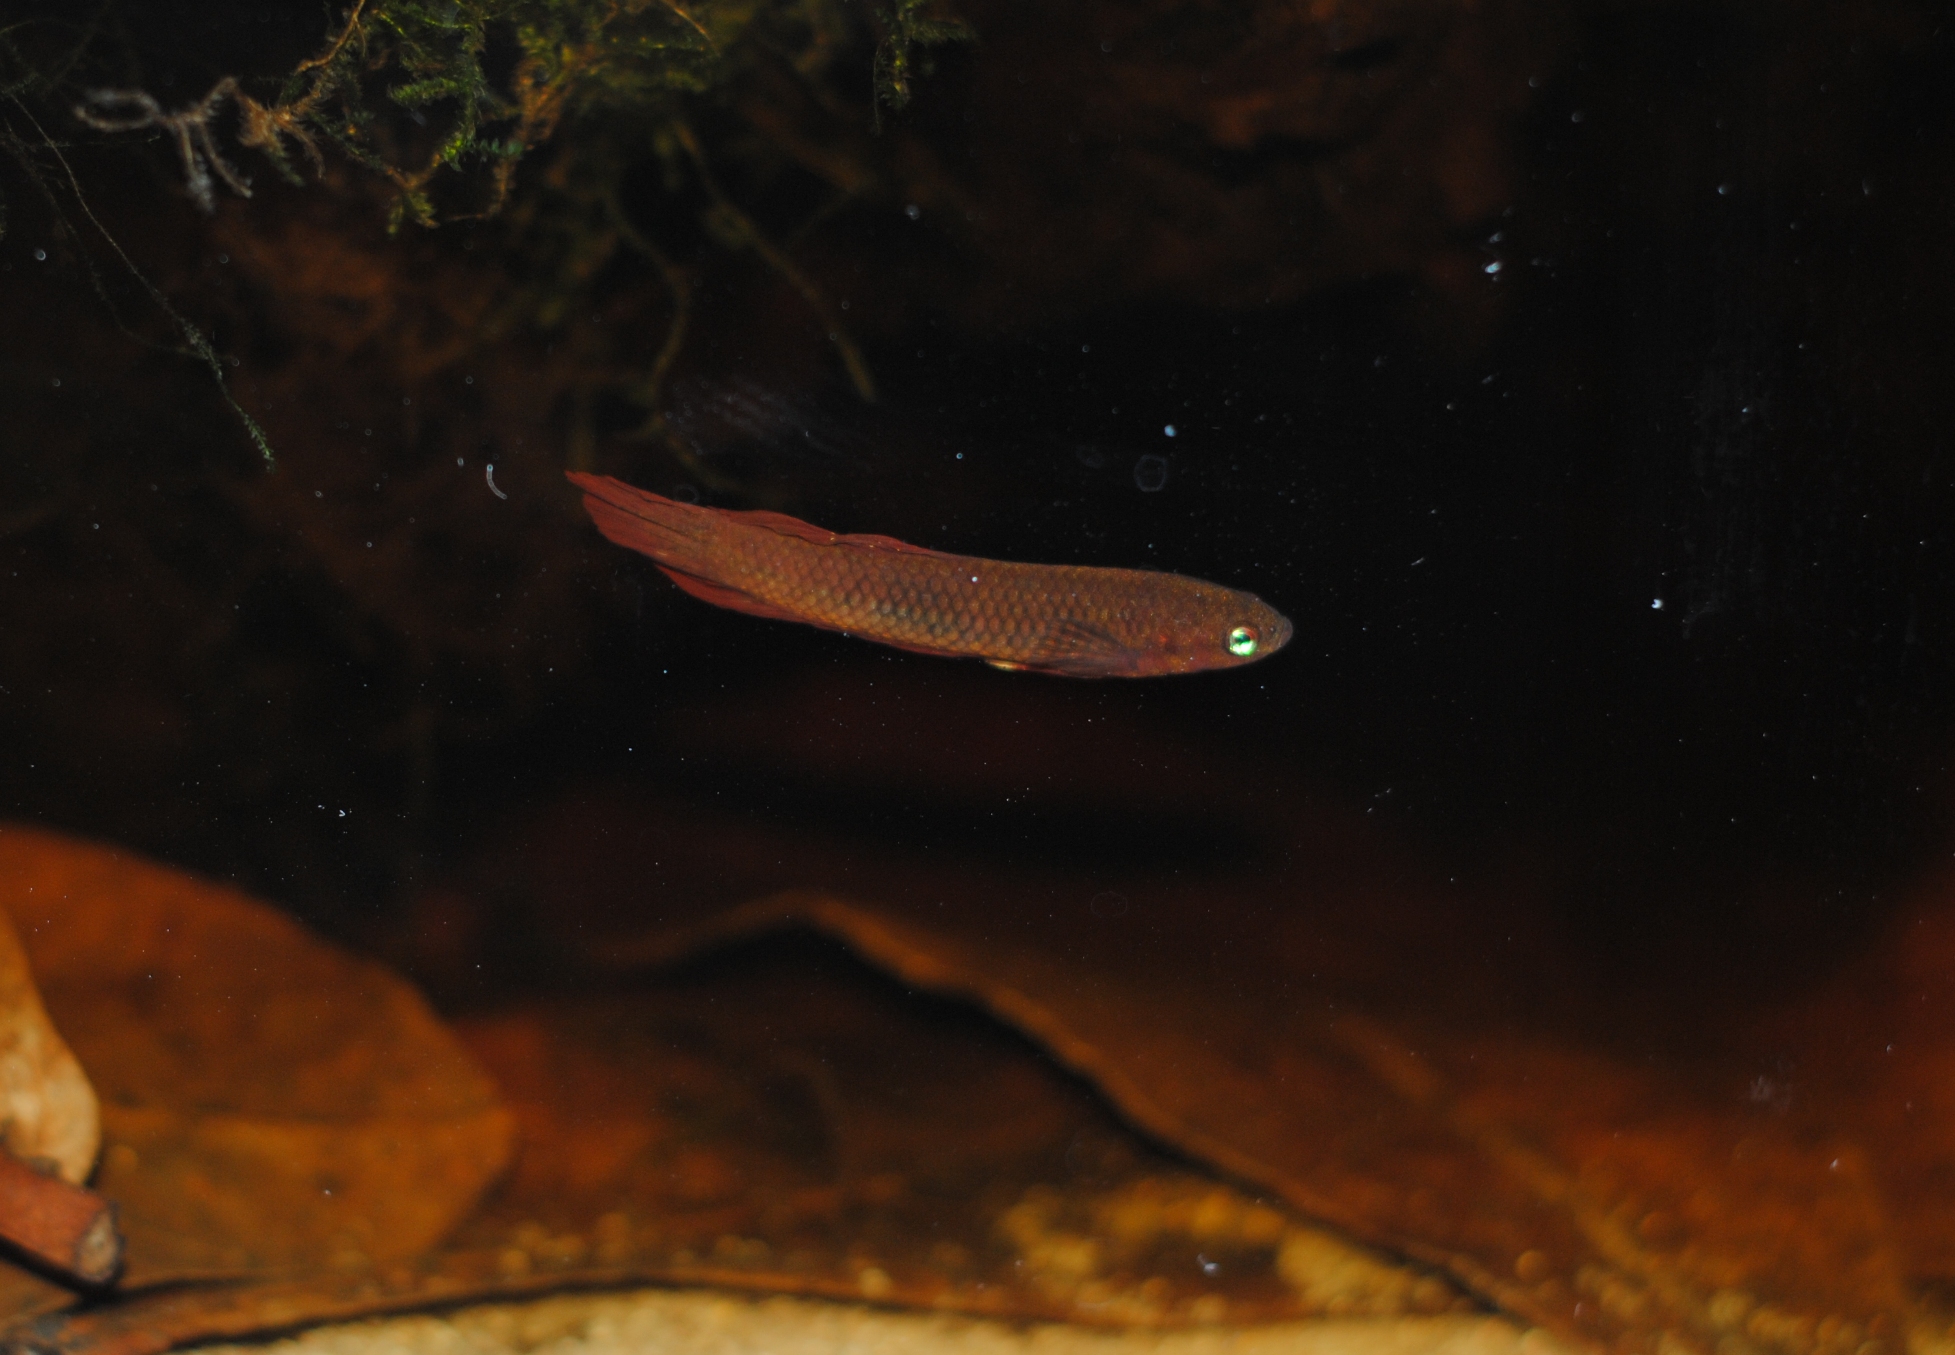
[74,82,253,213]
[293,0,371,74]
[0,1146,121,1288]
[674,120,876,404]
[606,194,693,421]
[12,93,275,467]
[75,78,326,213]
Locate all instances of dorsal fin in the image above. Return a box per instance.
[717,506,957,560]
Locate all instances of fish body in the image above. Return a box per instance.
[569,472,1291,677]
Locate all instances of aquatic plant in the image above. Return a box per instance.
[4,0,971,465]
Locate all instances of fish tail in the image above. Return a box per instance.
[568,471,810,624]
[567,472,718,575]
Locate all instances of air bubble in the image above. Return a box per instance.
[1089,891,1129,919]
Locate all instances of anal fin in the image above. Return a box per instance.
[658,567,806,624]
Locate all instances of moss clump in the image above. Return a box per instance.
[58,0,969,228]
[8,0,969,469]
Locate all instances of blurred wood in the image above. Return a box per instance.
[0,1147,120,1288]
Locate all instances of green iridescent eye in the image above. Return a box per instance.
[1227,625,1258,658]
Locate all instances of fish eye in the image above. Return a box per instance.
[1227,625,1259,658]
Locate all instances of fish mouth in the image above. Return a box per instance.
[1264,613,1295,656]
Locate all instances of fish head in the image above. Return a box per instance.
[1147,589,1293,675]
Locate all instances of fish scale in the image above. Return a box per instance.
[570,473,1291,678]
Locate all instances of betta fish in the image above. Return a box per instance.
[570,472,1291,678]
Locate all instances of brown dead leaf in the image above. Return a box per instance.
[0,823,515,1283]
[0,731,1939,1355]
[587,886,1910,1355]
[1738,869,1955,1284]
[0,925,1476,1355]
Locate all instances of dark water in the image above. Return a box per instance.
[1,2,1951,1052]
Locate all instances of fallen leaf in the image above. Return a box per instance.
[0,910,1475,1355]
[0,823,515,1283]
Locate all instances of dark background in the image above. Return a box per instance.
[1,0,1951,1015]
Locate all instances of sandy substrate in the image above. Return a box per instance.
[199,1289,1576,1355]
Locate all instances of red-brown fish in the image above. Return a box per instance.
[569,472,1291,677]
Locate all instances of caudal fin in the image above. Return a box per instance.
[567,471,809,625]
[566,472,715,573]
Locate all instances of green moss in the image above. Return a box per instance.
[259,0,970,224]
[5,0,968,474]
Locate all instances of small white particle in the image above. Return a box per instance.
[1163,424,1177,437]
[1652,598,1664,610]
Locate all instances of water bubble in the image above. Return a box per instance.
[1075,444,1108,469]
[904,204,921,220]
[1089,891,1130,919]
[33,248,46,262]
[1134,454,1169,492]
[672,483,701,504]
